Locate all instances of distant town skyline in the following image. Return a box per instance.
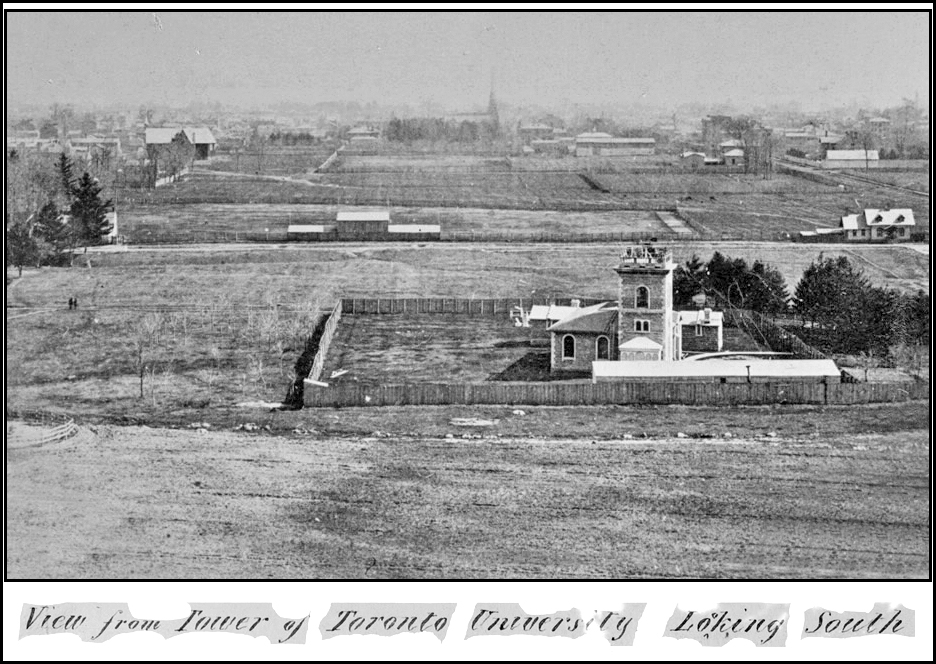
[6,10,931,112]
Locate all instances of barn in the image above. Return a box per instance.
[336,210,390,236]
[574,133,655,157]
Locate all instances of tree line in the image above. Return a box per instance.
[6,152,113,274]
[674,251,929,367]
[384,117,499,144]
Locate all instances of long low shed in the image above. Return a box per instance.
[592,359,842,383]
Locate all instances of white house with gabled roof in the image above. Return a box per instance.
[840,208,915,242]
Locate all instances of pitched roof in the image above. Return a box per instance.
[723,149,744,157]
[863,209,915,227]
[548,302,617,334]
[841,209,915,230]
[182,127,216,145]
[336,210,391,222]
[677,310,724,326]
[144,127,187,145]
[576,136,655,144]
[529,304,583,322]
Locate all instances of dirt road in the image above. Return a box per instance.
[7,422,928,579]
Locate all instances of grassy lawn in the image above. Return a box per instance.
[323,314,541,385]
[6,242,927,425]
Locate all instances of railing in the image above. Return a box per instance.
[726,309,828,360]
[7,417,79,447]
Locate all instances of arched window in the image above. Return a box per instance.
[634,320,650,333]
[596,336,610,360]
[562,334,575,359]
[635,286,650,308]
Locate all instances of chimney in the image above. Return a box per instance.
[571,299,581,308]
[704,308,711,323]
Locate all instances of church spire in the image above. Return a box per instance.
[487,68,500,134]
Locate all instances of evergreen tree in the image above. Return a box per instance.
[33,200,70,254]
[5,215,40,277]
[58,152,76,201]
[672,254,705,308]
[746,260,790,315]
[794,255,875,353]
[69,173,113,248]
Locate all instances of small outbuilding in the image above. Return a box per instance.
[336,210,391,235]
[677,309,724,353]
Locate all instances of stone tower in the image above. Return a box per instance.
[614,245,679,361]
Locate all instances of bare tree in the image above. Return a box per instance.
[134,313,164,399]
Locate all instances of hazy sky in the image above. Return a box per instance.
[6,10,931,110]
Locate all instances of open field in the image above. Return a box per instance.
[206,147,335,176]
[120,203,673,242]
[324,314,540,384]
[330,154,511,173]
[594,172,837,194]
[119,165,929,241]
[843,169,931,194]
[8,241,926,424]
[7,414,928,578]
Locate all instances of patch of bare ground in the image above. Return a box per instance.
[6,416,928,579]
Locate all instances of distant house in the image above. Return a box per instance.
[718,138,743,153]
[677,309,724,353]
[824,149,879,168]
[548,302,619,373]
[182,127,217,160]
[347,126,381,139]
[6,130,42,150]
[145,126,215,160]
[102,211,119,244]
[722,148,744,167]
[818,134,845,158]
[840,209,915,242]
[868,116,890,139]
[680,151,706,169]
[68,135,122,158]
[574,133,655,157]
[784,132,820,154]
[145,127,188,148]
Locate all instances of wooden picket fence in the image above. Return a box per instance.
[307,302,343,383]
[339,296,607,316]
[304,379,928,408]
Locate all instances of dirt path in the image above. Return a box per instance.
[7,423,928,579]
